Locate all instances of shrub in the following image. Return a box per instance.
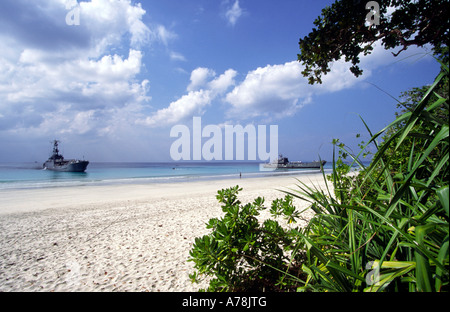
[188,185,302,291]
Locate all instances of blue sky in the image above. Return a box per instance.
[0,0,441,162]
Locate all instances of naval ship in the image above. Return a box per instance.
[43,140,89,172]
[263,154,326,169]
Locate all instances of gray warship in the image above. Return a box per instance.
[263,154,326,169]
[43,140,89,172]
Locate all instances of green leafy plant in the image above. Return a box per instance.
[188,185,301,291]
[188,62,449,292]
[285,62,449,292]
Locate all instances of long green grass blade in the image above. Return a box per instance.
[415,224,436,292]
[437,186,449,218]
[435,234,449,291]
[298,231,352,292]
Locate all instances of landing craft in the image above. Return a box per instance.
[43,140,89,172]
[263,154,326,169]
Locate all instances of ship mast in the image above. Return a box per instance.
[52,140,60,156]
[50,140,63,160]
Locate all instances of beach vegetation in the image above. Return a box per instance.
[188,185,299,291]
[188,61,449,292]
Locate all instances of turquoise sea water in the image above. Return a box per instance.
[0,162,333,190]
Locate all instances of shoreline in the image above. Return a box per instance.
[0,164,331,192]
[0,171,328,215]
[0,172,327,292]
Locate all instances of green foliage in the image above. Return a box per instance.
[189,63,449,292]
[189,186,300,291]
[289,62,449,292]
[298,0,449,84]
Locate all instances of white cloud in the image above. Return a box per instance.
[225,0,243,26]
[78,0,152,54]
[144,48,393,127]
[187,68,216,92]
[223,44,434,121]
[140,90,213,127]
[170,51,187,62]
[224,61,312,120]
[87,50,143,80]
[155,25,177,46]
[0,0,158,138]
[208,69,237,94]
[67,109,97,135]
[142,67,236,127]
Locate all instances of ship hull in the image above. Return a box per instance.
[43,160,89,172]
[263,160,326,169]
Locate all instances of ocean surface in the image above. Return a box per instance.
[0,162,333,191]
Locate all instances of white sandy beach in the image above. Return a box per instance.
[0,173,327,292]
